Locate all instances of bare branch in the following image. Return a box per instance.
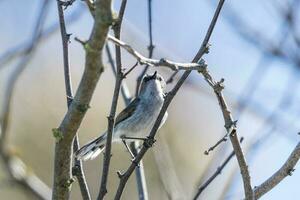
[98,1,128,199]
[166,70,179,84]
[201,70,253,199]
[254,141,300,199]
[105,44,131,104]
[97,55,123,199]
[194,138,244,199]
[135,0,155,95]
[107,35,207,72]
[102,1,149,199]
[204,133,228,155]
[52,0,113,199]
[130,142,149,200]
[113,0,150,199]
[128,0,153,197]
[56,1,91,199]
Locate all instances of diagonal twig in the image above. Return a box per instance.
[254,141,300,199]
[194,137,244,199]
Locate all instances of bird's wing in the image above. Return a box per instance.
[115,97,140,126]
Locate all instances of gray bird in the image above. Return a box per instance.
[76,72,168,160]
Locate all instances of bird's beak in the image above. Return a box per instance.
[151,71,157,79]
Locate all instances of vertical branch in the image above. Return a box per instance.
[135,0,155,95]
[108,0,149,199]
[97,56,123,199]
[97,1,127,198]
[201,69,253,200]
[131,0,153,198]
[56,1,91,199]
[131,1,155,196]
[106,46,149,199]
[52,0,113,199]
[130,142,149,200]
[105,44,131,105]
[131,0,155,198]
[197,1,253,198]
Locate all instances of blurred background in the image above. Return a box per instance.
[1,0,300,199]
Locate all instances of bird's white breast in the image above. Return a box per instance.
[114,91,166,141]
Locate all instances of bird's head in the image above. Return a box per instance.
[139,71,166,97]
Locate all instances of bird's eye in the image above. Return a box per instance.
[144,76,151,82]
[157,77,162,81]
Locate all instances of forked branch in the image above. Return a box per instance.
[107,35,207,72]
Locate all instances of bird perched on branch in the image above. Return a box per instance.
[76,71,168,160]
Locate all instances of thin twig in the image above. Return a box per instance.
[107,35,207,72]
[114,0,226,198]
[131,1,154,196]
[56,1,91,199]
[130,0,153,197]
[97,0,127,199]
[52,0,113,199]
[130,142,149,200]
[166,70,179,84]
[211,20,291,197]
[59,0,76,9]
[97,56,123,199]
[191,2,253,198]
[135,0,154,95]
[194,138,244,199]
[204,133,228,155]
[103,1,149,199]
[105,44,131,104]
[123,61,138,78]
[106,48,148,198]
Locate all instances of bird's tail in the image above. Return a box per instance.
[75,134,106,161]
